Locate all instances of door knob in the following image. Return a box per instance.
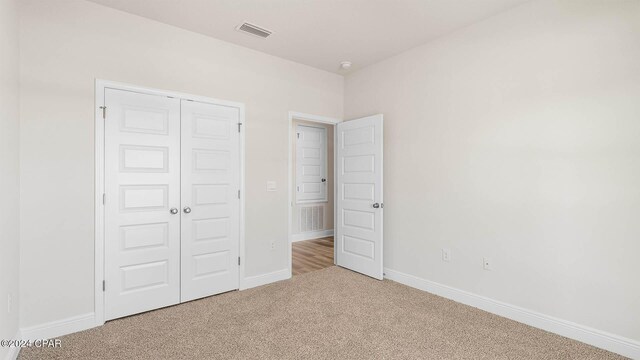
[321,178,326,182]
[372,203,380,208]
[170,208,178,215]
[183,206,192,214]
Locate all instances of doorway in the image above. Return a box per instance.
[288,112,340,276]
[288,112,385,279]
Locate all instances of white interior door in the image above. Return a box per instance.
[335,114,384,280]
[104,89,181,320]
[180,100,240,302]
[296,125,327,203]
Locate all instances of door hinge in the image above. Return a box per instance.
[102,280,105,292]
[297,132,300,139]
[102,193,106,205]
[238,190,240,199]
[238,123,242,133]
[99,106,106,119]
[238,257,241,266]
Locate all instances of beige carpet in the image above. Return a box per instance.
[20,267,624,360]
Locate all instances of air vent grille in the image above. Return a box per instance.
[237,22,272,38]
[300,205,324,233]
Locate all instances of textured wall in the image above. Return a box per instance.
[19,0,342,328]
[345,0,640,342]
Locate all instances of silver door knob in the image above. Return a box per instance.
[372,203,380,208]
[170,208,178,214]
[183,206,192,214]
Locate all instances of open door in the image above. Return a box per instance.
[335,114,383,280]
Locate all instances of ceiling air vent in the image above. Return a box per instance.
[236,22,272,39]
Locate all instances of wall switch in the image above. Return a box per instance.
[270,240,276,250]
[266,181,277,192]
[483,257,492,271]
[442,248,451,262]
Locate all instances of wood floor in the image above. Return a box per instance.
[292,236,334,276]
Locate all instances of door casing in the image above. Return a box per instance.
[95,79,246,326]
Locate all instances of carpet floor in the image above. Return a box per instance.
[20,267,624,359]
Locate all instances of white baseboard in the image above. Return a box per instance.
[20,313,96,341]
[18,270,291,344]
[292,229,334,242]
[3,330,21,360]
[241,268,290,290]
[384,268,640,359]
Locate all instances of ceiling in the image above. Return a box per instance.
[86,0,530,74]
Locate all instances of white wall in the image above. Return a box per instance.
[19,0,342,329]
[345,0,640,344]
[0,0,20,357]
[291,119,334,236]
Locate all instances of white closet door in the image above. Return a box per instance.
[180,100,240,302]
[296,125,327,203]
[104,89,181,320]
[336,114,384,280]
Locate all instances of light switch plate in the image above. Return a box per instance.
[266,181,277,192]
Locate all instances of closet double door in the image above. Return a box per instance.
[104,88,240,321]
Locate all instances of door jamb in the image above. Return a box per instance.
[287,112,342,277]
[94,79,246,326]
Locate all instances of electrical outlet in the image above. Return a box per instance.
[483,257,492,271]
[270,240,276,250]
[7,293,12,314]
[442,248,451,262]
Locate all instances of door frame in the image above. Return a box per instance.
[287,111,341,277]
[94,79,246,326]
